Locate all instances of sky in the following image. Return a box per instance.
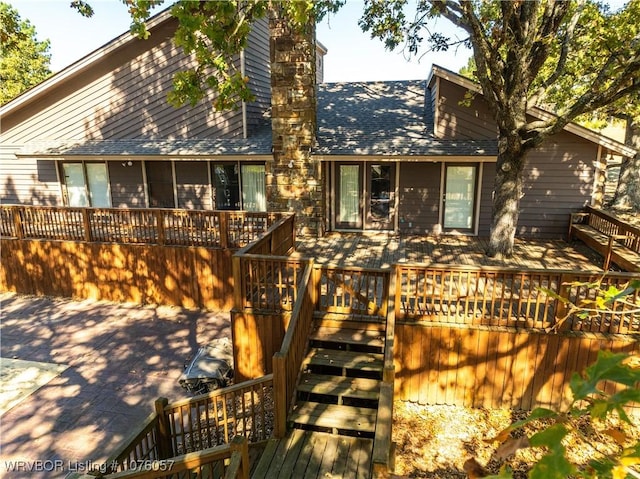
[10,0,473,82]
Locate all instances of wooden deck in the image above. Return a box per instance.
[251,429,373,479]
[296,233,607,270]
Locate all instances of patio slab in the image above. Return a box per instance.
[0,293,231,479]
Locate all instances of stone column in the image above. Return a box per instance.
[268,6,324,236]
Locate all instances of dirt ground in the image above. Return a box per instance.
[392,401,640,478]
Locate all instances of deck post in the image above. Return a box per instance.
[272,352,287,438]
[82,208,92,242]
[232,255,243,310]
[219,212,229,249]
[155,210,165,245]
[227,436,249,479]
[554,273,573,329]
[154,397,172,459]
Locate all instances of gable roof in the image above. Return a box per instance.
[427,65,636,158]
[315,80,497,157]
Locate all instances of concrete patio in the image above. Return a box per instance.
[0,293,230,479]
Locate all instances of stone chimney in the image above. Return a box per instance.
[268,6,323,236]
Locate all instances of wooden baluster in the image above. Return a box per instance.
[12,207,24,239]
[82,209,92,242]
[155,210,165,245]
[219,212,228,249]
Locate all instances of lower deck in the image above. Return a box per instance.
[251,429,373,479]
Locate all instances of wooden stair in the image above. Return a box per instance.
[288,316,385,439]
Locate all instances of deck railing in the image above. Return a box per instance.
[272,262,317,438]
[102,376,272,477]
[584,206,640,254]
[317,265,390,318]
[102,436,249,479]
[0,205,285,248]
[232,214,300,312]
[395,264,640,333]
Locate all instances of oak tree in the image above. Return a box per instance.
[0,2,51,104]
[359,0,640,256]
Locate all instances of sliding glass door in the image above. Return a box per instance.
[334,162,396,230]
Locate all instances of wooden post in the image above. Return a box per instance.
[12,207,24,239]
[604,236,615,270]
[220,212,229,249]
[232,255,243,310]
[227,436,249,479]
[155,210,165,245]
[154,397,172,459]
[554,273,572,329]
[272,353,287,438]
[82,208,92,242]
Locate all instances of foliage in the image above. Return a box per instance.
[0,2,51,104]
[473,279,640,479]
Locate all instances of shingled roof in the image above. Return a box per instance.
[17,128,273,158]
[314,80,498,157]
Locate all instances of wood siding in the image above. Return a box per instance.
[0,153,62,205]
[435,80,497,140]
[398,162,441,235]
[478,162,495,236]
[518,131,597,238]
[394,322,639,410]
[245,17,271,135]
[1,19,244,144]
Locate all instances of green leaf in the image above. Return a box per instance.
[529,424,569,450]
[529,447,576,479]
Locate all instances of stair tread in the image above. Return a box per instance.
[298,373,381,400]
[290,401,377,433]
[304,348,383,371]
[310,326,385,348]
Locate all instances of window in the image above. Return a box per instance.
[211,162,266,212]
[61,162,111,207]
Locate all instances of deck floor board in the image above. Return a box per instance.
[251,430,373,479]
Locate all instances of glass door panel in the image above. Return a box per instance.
[443,165,477,231]
[337,164,362,228]
[213,163,241,210]
[367,164,395,230]
[62,163,89,207]
[146,161,175,208]
[241,164,266,212]
[86,163,111,207]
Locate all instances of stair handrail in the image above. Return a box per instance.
[272,259,317,438]
[372,265,397,477]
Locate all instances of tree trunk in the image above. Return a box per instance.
[611,118,640,210]
[487,135,527,258]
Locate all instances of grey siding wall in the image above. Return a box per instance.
[478,162,496,236]
[1,19,244,145]
[517,130,596,238]
[245,17,271,135]
[398,162,441,234]
[176,161,212,209]
[108,160,146,208]
[436,80,497,140]
[0,152,62,205]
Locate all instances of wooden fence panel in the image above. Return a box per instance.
[0,240,235,311]
[394,322,640,410]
